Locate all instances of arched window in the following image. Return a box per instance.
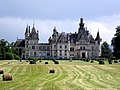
[83,46,85,50]
[80,47,82,50]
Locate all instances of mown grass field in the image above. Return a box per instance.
[0,60,120,90]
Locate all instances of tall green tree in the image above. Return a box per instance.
[0,39,9,59]
[101,41,112,58]
[0,39,20,60]
[111,26,120,59]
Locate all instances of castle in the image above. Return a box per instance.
[14,18,102,59]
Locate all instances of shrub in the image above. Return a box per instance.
[45,62,48,64]
[52,59,56,62]
[26,60,29,62]
[29,60,36,64]
[108,60,112,64]
[54,61,59,64]
[69,59,72,62]
[99,60,105,65]
[49,69,55,73]
[5,52,14,60]
[3,73,12,81]
[14,54,20,60]
[0,69,3,74]
[86,59,89,62]
[91,60,94,63]
[114,60,118,63]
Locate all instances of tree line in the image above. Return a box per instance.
[101,26,120,59]
[0,39,20,60]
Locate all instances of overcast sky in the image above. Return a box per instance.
[0,0,120,44]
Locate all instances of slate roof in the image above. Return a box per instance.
[14,39,25,47]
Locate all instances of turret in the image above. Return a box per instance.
[29,24,39,40]
[25,25,29,38]
[79,18,84,29]
[95,31,102,44]
[77,18,86,40]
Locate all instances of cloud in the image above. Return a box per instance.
[0,15,120,44]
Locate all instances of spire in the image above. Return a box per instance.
[79,18,84,29]
[95,30,102,42]
[53,26,57,32]
[31,23,36,33]
[25,24,29,34]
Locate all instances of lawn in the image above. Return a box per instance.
[0,60,120,90]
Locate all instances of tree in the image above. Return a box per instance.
[0,39,20,60]
[101,41,112,58]
[111,26,120,59]
[0,39,9,59]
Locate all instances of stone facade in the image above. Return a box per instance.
[14,18,102,59]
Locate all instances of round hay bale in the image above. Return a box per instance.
[0,69,3,74]
[49,69,55,73]
[3,73,12,81]
[45,62,48,64]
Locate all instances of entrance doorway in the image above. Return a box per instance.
[82,52,86,58]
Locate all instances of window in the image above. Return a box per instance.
[54,45,56,48]
[30,52,33,56]
[60,45,62,48]
[43,46,46,50]
[80,47,82,50]
[65,53,67,56]
[26,41,28,44]
[60,50,62,53]
[26,45,28,48]
[60,50,62,56]
[92,46,94,50]
[32,46,35,49]
[47,53,50,56]
[65,50,67,53]
[83,46,85,50]
[60,53,62,56]
[34,52,36,56]
[65,45,67,48]
[47,46,50,50]
[70,47,74,51]
[39,46,42,50]
[70,54,74,56]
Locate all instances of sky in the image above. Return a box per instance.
[0,0,120,44]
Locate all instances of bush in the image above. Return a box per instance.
[52,59,56,62]
[45,62,48,64]
[14,54,20,60]
[54,61,59,64]
[99,60,105,65]
[114,60,118,63]
[29,60,36,64]
[26,60,29,62]
[69,59,72,62]
[86,59,89,62]
[91,60,94,63]
[108,60,112,64]
[5,52,14,60]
